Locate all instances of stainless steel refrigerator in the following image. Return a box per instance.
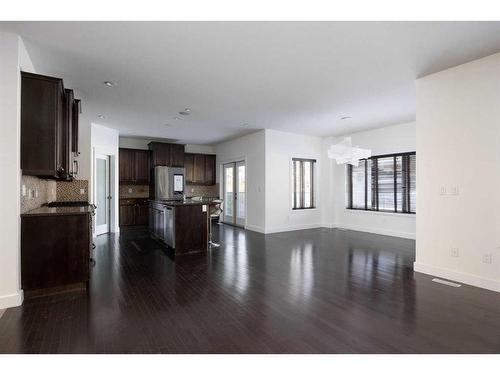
[154,166,185,200]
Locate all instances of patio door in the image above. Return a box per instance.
[223,161,246,227]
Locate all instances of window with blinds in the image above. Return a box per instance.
[292,158,316,209]
[346,152,416,214]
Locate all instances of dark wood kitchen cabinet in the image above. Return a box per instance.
[120,198,149,227]
[21,210,91,295]
[21,72,80,180]
[184,153,195,183]
[149,142,170,166]
[148,142,185,167]
[119,148,151,184]
[194,154,205,183]
[170,144,185,167]
[184,153,216,185]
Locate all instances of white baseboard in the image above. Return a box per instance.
[264,223,323,234]
[0,290,24,309]
[244,224,266,234]
[414,262,500,293]
[332,223,415,239]
[245,223,324,234]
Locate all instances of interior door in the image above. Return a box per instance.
[223,161,246,227]
[95,154,110,235]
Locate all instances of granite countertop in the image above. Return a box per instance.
[151,198,221,207]
[21,205,94,217]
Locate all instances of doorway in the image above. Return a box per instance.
[95,154,110,235]
[223,160,246,227]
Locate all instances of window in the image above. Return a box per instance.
[347,152,416,214]
[292,158,316,209]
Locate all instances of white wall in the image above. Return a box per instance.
[0,34,35,309]
[119,136,215,154]
[415,53,500,292]
[265,129,324,233]
[91,123,120,233]
[327,122,417,239]
[216,130,266,232]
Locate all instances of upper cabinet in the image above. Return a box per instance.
[148,142,185,167]
[21,72,80,180]
[170,144,185,167]
[149,142,170,166]
[185,153,216,185]
[119,148,151,184]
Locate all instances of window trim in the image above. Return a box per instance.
[346,151,416,214]
[291,157,317,210]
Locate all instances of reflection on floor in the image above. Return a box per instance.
[1,224,500,353]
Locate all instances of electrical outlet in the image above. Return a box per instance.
[483,254,492,264]
[440,186,447,195]
[451,248,459,257]
[80,188,85,195]
[450,186,459,195]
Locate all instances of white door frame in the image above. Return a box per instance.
[94,153,110,235]
[222,160,246,227]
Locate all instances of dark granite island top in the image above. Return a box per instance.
[150,198,220,207]
[21,205,94,217]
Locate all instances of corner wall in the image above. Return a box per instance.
[265,129,324,233]
[415,53,500,292]
[216,130,266,232]
[0,34,35,309]
[327,122,417,239]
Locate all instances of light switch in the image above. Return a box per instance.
[22,184,26,196]
[80,188,85,195]
[35,189,39,198]
[202,205,207,212]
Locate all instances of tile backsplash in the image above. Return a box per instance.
[186,183,219,198]
[56,180,89,201]
[21,176,57,213]
[21,176,89,213]
[119,184,149,198]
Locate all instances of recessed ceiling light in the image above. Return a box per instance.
[174,116,181,120]
[179,108,191,116]
[341,116,352,120]
[104,81,116,87]
[98,115,105,119]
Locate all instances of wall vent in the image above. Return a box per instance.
[432,278,461,288]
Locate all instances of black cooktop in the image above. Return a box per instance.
[46,201,90,207]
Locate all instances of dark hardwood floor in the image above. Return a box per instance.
[1,224,500,353]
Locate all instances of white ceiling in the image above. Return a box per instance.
[2,21,500,144]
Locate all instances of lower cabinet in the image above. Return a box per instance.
[21,212,91,294]
[119,198,149,227]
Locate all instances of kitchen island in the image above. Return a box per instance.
[150,198,220,255]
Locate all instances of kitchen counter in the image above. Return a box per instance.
[150,198,220,207]
[150,198,221,255]
[21,205,93,217]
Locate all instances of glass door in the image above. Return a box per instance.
[95,154,110,235]
[235,161,246,227]
[223,161,246,227]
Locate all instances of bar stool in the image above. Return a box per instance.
[209,200,223,248]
